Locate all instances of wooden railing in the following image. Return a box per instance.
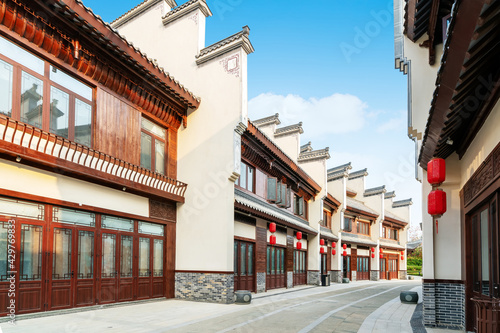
[0,115,187,200]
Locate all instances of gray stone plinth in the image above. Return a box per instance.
[330,270,342,283]
[235,290,252,304]
[256,272,266,293]
[398,270,407,280]
[423,281,465,330]
[175,272,234,304]
[370,270,379,281]
[307,271,320,285]
[287,271,293,288]
[351,271,357,281]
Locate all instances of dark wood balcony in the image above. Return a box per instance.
[0,115,187,202]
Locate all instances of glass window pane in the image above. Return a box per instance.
[141,117,166,140]
[50,86,69,138]
[50,66,92,101]
[75,99,92,147]
[52,207,95,227]
[0,36,44,75]
[101,215,134,232]
[248,244,253,275]
[155,140,165,175]
[120,235,133,277]
[141,132,152,171]
[281,249,285,274]
[101,233,115,278]
[247,167,254,192]
[138,221,164,236]
[20,224,43,280]
[480,209,490,296]
[139,238,150,277]
[153,239,163,277]
[273,247,277,275]
[0,196,44,220]
[0,222,9,281]
[240,163,247,189]
[234,242,238,275]
[0,59,13,117]
[52,228,72,280]
[78,231,94,279]
[240,243,246,275]
[267,246,270,274]
[20,71,43,128]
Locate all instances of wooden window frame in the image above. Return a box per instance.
[236,161,255,193]
[293,194,305,217]
[322,209,332,229]
[356,220,370,236]
[140,117,168,175]
[0,48,94,147]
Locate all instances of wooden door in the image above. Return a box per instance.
[151,238,164,297]
[75,229,96,307]
[342,256,351,280]
[357,256,369,280]
[0,219,16,317]
[388,258,398,279]
[48,226,74,310]
[267,246,285,290]
[118,235,134,301]
[380,258,387,279]
[136,237,151,299]
[293,250,306,285]
[234,240,255,292]
[99,232,117,303]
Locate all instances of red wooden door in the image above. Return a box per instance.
[293,250,307,285]
[48,226,75,310]
[267,246,285,290]
[74,229,96,307]
[388,258,398,279]
[99,232,117,303]
[151,238,164,298]
[357,256,369,280]
[118,235,134,302]
[380,258,387,279]
[234,240,255,292]
[136,237,151,300]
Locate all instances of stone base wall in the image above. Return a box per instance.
[399,270,407,280]
[307,271,320,285]
[256,272,266,293]
[287,271,293,288]
[331,270,342,283]
[370,270,379,281]
[351,271,357,282]
[423,282,465,330]
[175,272,234,304]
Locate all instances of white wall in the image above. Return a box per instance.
[274,133,300,162]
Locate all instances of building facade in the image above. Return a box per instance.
[394,0,499,330]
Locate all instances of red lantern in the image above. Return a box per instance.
[320,247,325,254]
[427,158,446,185]
[343,250,347,257]
[332,249,336,255]
[296,232,302,240]
[269,222,276,233]
[380,248,383,253]
[371,253,375,258]
[320,239,325,246]
[401,251,404,255]
[297,242,302,250]
[380,254,383,259]
[371,247,375,252]
[343,244,347,250]
[401,256,404,260]
[270,235,276,245]
[332,242,336,248]
[428,189,447,216]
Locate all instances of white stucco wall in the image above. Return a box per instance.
[274,133,300,162]
[234,221,255,240]
[347,177,365,195]
[0,160,149,216]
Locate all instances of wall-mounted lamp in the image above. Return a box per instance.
[16,156,21,162]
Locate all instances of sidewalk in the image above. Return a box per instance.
[0,279,463,333]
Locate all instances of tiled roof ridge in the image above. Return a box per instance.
[300,141,312,153]
[275,122,303,136]
[327,162,352,175]
[364,185,386,197]
[197,25,251,58]
[393,199,413,207]
[298,147,330,162]
[73,0,200,106]
[348,168,368,179]
[385,191,396,199]
[163,0,204,19]
[111,0,176,27]
[253,113,281,126]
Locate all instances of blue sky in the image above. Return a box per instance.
[83,0,421,225]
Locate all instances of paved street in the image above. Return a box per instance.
[0,279,429,333]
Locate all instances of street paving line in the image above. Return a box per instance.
[298,286,402,333]
[216,285,381,333]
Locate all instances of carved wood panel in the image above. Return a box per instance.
[149,199,176,222]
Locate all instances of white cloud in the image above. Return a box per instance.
[248,92,368,136]
[376,113,406,133]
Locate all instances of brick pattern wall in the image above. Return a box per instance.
[256,272,266,293]
[370,270,379,281]
[307,271,320,285]
[175,272,234,304]
[423,282,465,330]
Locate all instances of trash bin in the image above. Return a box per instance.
[321,274,330,286]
